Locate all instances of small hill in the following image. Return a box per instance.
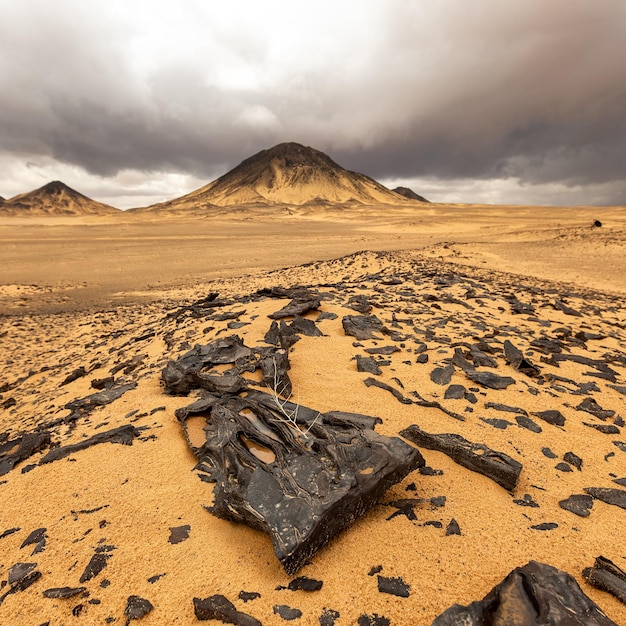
[392,186,430,202]
[136,142,413,213]
[1,181,120,216]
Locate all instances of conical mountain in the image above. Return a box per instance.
[137,142,413,212]
[1,181,120,216]
[392,186,430,203]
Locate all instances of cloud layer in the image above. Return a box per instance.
[1,0,625,206]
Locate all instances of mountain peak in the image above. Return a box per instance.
[392,186,430,203]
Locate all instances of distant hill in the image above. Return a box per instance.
[1,181,120,216]
[134,142,417,213]
[392,186,430,202]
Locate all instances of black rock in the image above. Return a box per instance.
[287,576,323,592]
[61,366,88,386]
[0,562,42,605]
[79,552,111,583]
[541,447,558,459]
[516,415,542,433]
[377,575,410,597]
[555,462,573,472]
[364,346,399,355]
[40,425,140,464]
[0,431,51,476]
[400,425,521,491]
[20,527,47,551]
[559,494,594,517]
[91,376,115,390]
[319,608,340,625]
[186,390,423,574]
[168,525,190,544]
[341,315,387,340]
[486,402,528,416]
[481,417,513,430]
[465,370,515,390]
[513,494,539,508]
[432,561,617,625]
[273,604,302,620]
[445,518,461,535]
[0,527,20,540]
[503,340,540,377]
[356,356,382,375]
[584,423,621,435]
[582,556,626,604]
[584,487,626,510]
[124,595,154,621]
[576,398,615,421]
[43,586,86,599]
[563,451,583,471]
[530,522,558,531]
[444,384,466,400]
[194,594,261,625]
[64,383,137,422]
[269,297,320,319]
[534,410,565,427]
[430,365,455,385]
[357,614,390,626]
[238,591,260,602]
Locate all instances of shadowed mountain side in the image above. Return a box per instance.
[393,186,430,202]
[132,142,419,213]
[1,181,120,216]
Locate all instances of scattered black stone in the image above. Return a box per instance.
[368,565,383,576]
[541,447,558,459]
[559,494,594,517]
[584,487,626,510]
[377,575,410,597]
[585,423,621,435]
[0,562,42,606]
[534,410,566,427]
[553,298,582,317]
[238,591,260,602]
[613,477,626,487]
[608,384,626,396]
[1,396,16,409]
[583,556,626,605]
[269,297,320,320]
[564,451,583,471]
[430,365,455,385]
[90,376,115,390]
[465,370,515,390]
[614,441,626,453]
[40,425,140,464]
[432,561,617,625]
[400,424,522,491]
[513,494,539,508]
[79,552,111,583]
[124,595,154,622]
[317,311,337,321]
[503,340,540,377]
[516,415,542,433]
[419,466,443,476]
[0,527,20,540]
[43,586,86,599]
[364,346,399,355]
[486,402,528,416]
[0,431,51,476]
[424,520,443,528]
[416,353,429,364]
[193,594,261,625]
[357,614,390,626]
[481,417,513,430]
[184,388,423,574]
[64,383,137,423]
[363,377,412,404]
[576,398,615,421]
[356,356,382,375]
[346,295,372,314]
[289,316,322,337]
[274,604,302,620]
[287,577,323,592]
[168,525,191,544]
[444,384,466,400]
[341,315,387,340]
[20,527,47,554]
[555,462,573,472]
[319,608,341,626]
[147,574,166,584]
[531,522,558,531]
[445,518,461,535]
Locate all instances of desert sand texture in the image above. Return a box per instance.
[1,202,626,625]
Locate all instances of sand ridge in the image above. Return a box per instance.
[1,247,625,624]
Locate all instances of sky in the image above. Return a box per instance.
[1,0,625,209]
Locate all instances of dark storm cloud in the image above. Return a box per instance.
[1,0,625,203]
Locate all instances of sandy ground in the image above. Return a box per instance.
[1,203,626,625]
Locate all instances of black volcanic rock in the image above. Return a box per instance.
[194,594,261,625]
[0,431,51,476]
[342,315,387,340]
[559,494,594,517]
[584,487,626,510]
[583,556,626,605]
[432,561,617,625]
[392,186,429,202]
[400,424,522,491]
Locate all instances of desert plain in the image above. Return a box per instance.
[1,199,626,625]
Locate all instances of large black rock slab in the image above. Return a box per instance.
[583,556,626,605]
[432,561,617,625]
[177,390,424,574]
[400,424,521,491]
[584,487,626,510]
[0,432,51,476]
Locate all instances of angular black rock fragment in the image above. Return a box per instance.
[0,562,42,605]
[183,389,423,574]
[516,415,542,433]
[430,364,455,385]
[194,594,261,625]
[61,366,87,386]
[20,527,47,554]
[363,377,412,404]
[274,604,302,620]
[357,614,390,626]
[365,345,399,355]
[583,556,626,605]
[168,525,190,544]
[513,494,539,508]
[559,494,594,517]
[64,383,137,423]
[238,591,260,602]
[503,340,541,377]
[486,402,528,416]
[530,522,558,531]
[553,298,582,317]
[541,447,558,459]
[356,356,382,375]
[287,577,323,592]
[368,565,383,576]
[401,424,522,491]
[613,477,626,487]
[91,376,115,390]
[614,441,626,452]
[564,451,583,471]
[40,425,140,464]
[0,527,20,540]
[576,398,615,421]
[444,384,466,400]
[43,586,86,599]
[377,575,410,597]
[0,431,51,476]
[432,561,617,625]
[585,423,621,435]
[79,552,111,583]
[534,410,565,427]
[319,608,341,626]
[341,315,387,340]
[555,462,573,472]
[269,297,321,319]
[584,487,626,510]
[289,316,322,337]
[481,417,513,430]
[465,370,515,390]
[124,595,154,622]
[445,518,461,535]
[147,573,165,584]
